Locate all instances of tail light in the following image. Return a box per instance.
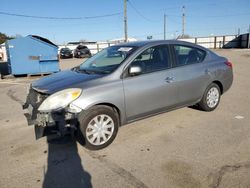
[224,60,232,68]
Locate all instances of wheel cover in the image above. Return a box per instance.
[206,87,219,108]
[86,114,115,146]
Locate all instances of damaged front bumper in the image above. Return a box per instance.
[23,87,80,139]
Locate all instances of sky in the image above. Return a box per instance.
[1,0,250,44]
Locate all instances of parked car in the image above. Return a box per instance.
[23,40,233,150]
[74,45,91,58]
[60,47,73,59]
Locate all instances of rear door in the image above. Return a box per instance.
[170,44,210,105]
[122,45,179,121]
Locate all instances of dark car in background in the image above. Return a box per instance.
[74,45,91,58]
[60,47,73,59]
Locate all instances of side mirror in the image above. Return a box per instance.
[129,66,142,76]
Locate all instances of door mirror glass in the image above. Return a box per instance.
[129,66,142,76]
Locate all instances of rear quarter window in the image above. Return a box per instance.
[173,45,206,67]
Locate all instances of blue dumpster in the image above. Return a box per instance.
[6,35,59,75]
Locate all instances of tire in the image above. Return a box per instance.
[198,83,221,111]
[77,105,119,150]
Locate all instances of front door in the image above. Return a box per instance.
[122,45,179,121]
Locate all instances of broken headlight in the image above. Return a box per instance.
[38,88,82,112]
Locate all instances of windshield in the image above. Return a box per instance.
[61,48,71,52]
[78,46,137,74]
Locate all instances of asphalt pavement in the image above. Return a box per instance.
[0,50,250,188]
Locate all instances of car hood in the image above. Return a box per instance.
[32,70,103,94]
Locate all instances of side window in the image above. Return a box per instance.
[173,45,206,67]
[130,45,170,74]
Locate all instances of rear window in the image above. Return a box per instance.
[60,48,71,52]
[77,45,87,49]
[173,45,206,66]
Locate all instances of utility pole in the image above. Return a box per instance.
[124,0,128,42]
[248,25,250,48]
[182,6,185,37]
[238,28,240,36]
[164,14,167,40]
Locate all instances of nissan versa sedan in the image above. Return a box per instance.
[23,40,233,150]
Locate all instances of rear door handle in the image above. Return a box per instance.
[165,77,174,83]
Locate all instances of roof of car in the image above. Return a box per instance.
[115,40,207,50]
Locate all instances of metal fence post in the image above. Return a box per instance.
[223,36,226,46]
[97,44,99,52]
[214,36,217,49]
[248,25,250,48]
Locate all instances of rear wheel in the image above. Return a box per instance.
[77,105,119,150]
[198,83,221,111]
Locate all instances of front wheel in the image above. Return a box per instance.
[77,105,119,150]
[198,83,221,111]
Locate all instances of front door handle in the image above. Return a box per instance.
[165,77,174,83]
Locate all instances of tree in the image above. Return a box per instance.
[0,32,14,44]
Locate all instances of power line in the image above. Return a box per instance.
[0,11,122,20]
[0,11,81,20]
[127,0,156,22]
[187,12,250,18]
[84,13,122,19]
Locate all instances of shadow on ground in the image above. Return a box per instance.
[43,136,92,188]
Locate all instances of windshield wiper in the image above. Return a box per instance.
[72,67,90,74]
[73,66,109,75]
[78,69,95,74]
[91,69,110,74]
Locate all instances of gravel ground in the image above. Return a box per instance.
[0,49,249,188]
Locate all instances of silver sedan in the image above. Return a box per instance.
[23,40,233,150]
